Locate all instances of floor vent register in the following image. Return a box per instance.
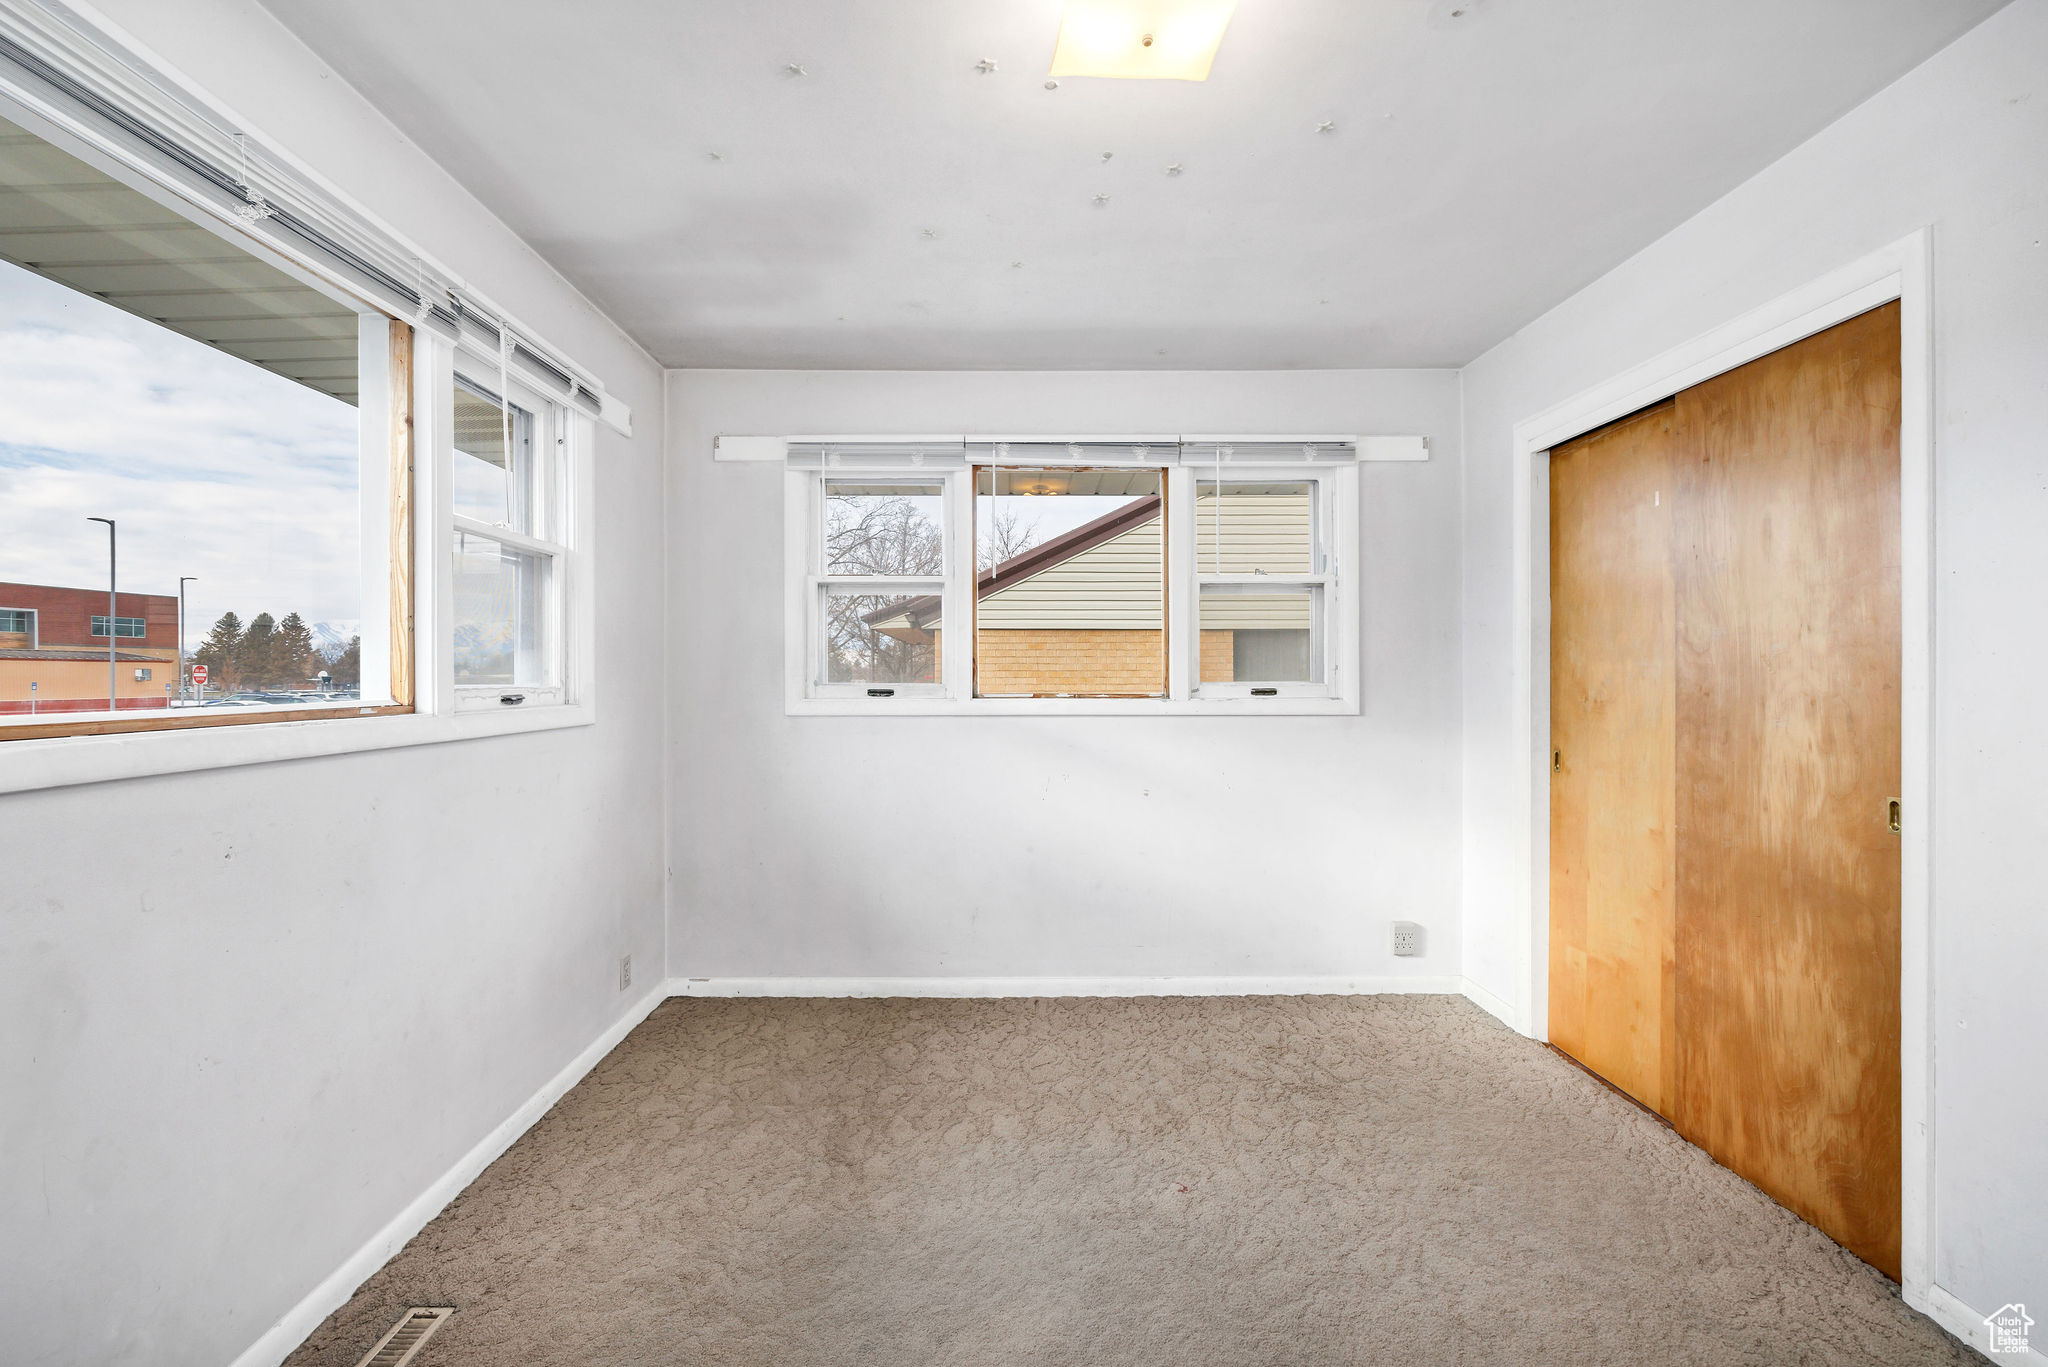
[351,1307,455,1367]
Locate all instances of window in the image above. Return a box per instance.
[0,107,396,734]
[809,477,950,695]
[0,5,624,787]
[449,375,569,703]
[975,467,1165,697]
[1192,476,1333,695]
[786,441,1360,714]
[90,617,147,639]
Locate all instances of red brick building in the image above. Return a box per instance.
[0,581,180,714]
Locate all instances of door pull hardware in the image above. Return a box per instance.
[1553,749,1562,774]
[1887,798,1902,834]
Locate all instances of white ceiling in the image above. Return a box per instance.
[257,0,2005,370]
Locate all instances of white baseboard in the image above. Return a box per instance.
[1924,1284,2047,1364]
[667,974,1468,998]
[1456,975,1524,1032]
[227,982,670,1367]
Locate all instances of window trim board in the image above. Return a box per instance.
[0,702,594,795]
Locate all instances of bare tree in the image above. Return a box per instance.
[977,504,1041,573]
[827,495,944,577]
[825,494,943,681]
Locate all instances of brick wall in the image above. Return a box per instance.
[1199,629,1235,683]
[0,581,178,651]
[957,628,1241,692]
[975,628,1165,695]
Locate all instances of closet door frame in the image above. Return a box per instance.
[1503,230,1934,1305]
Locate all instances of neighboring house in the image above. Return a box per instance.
[866,489,1314,695]
[0,581,178,714]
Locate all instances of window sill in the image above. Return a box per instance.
[0,702,595,795]
[785,695,1359,718]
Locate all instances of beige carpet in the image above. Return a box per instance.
[283,996,1968,1366]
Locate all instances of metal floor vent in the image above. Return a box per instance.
[352,1307,454,1367]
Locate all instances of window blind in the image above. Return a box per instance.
[0,3,628,433]
[787,438,1364,468]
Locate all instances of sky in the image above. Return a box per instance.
[0,259,360,649]
[979,469,1163,553]
[993,495,1141,546]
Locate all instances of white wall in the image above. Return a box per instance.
[0,4,666,1366]
[7,1,2033,1359]
[666,370,1463,985]
[1457,0,2047,1326]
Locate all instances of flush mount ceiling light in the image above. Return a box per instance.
[1048,0,1238,81]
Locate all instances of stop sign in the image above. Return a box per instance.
[191,664,209,685]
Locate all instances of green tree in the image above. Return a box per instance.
[192,611,244,693]
[240,613,277,689]
[274,612,316,688]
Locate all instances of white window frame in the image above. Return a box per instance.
[444,362,577,713]
[4,319,602,793]
[1182,464,1346,701]
[783,443,1362,717]
[0,60,611,793]
[801,470,963,700]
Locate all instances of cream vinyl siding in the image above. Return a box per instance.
[980,516,1162,629]
[1200,592,1314,630]
[1193,491,1313,573]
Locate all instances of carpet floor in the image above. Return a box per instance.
[283,995,1968,1366]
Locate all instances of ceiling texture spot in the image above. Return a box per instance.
[257,0,2009,369]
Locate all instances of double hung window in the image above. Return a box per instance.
[1192,473,1336,697]
[450,374,569,704]
[786,440,1361,714]
[808,476,952,696]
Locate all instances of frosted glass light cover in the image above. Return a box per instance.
[1048,0,1237,81]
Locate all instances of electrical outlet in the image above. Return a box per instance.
[619,954,632,992]
[1390,921,1424,958]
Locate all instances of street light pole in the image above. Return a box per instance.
[178,575,198,703]
[86,516,116,713]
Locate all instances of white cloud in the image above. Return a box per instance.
[0,262,361,644]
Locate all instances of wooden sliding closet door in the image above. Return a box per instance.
[1549,402,1677,1114]
[1549,302,1902,1278]
[1670,301,1902,1277]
